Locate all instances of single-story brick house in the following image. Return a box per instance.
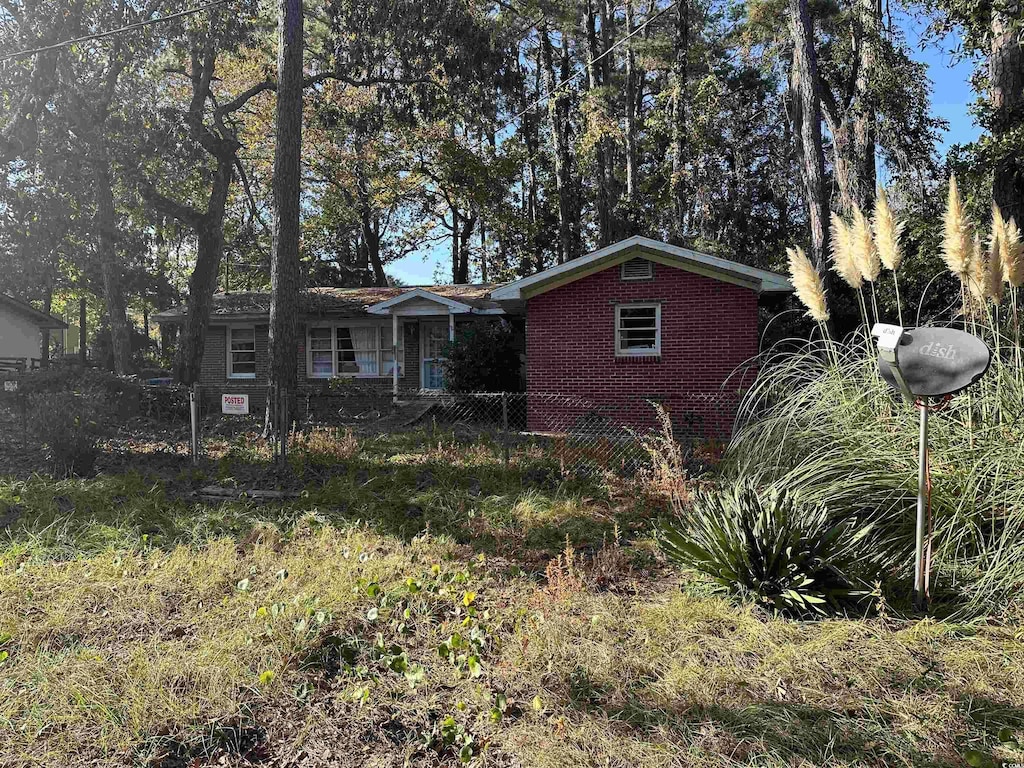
[154,237,790,436]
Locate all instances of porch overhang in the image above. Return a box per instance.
[366,288,474,316]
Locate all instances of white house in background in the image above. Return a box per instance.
[0,293,68,371]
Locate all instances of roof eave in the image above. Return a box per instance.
[0,295,69,328]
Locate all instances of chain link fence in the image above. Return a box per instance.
[295,389,738,476]
[1,371,737,477]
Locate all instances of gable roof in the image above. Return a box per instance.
[366,288,475,314]
[152,283,504,323]
[489,236,792,301]
[0,293,68,329]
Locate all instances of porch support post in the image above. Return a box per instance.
[392,312,399,402]
[448,311,455,342]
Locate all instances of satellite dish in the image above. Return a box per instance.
[877,326,991,398]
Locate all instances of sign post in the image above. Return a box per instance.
[872,323,991,610]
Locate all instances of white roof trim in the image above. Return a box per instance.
[489,236,792,300]
[366,288,474,315]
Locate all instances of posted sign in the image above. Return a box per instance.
[3,380,17,392]
[221,394,249,415]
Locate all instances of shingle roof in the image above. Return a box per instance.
[152,284,505,322]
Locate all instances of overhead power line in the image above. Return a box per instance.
[0,0,235,63]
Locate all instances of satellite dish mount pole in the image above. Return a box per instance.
[914,398,929,610]
[873,323,929,610]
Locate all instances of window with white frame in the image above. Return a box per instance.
[615,303,661,356]
[307,324,403,378]
[227,326,257,378]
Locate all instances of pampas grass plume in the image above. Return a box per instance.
[987,215,1005,304]
[873,187,904,271]
[943,175,973,281]
[1005,217,1024,288]
[787,246,829,323]
[851,205,881,282]
[830,213,862,289]
[969,234,987,308]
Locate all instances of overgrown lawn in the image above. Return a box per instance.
[1,428,1022,767]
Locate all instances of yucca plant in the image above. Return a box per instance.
[657,482,872,617]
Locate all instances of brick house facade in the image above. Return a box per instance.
[156,237,789,436]
[523,261,759,437]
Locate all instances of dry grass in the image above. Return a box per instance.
[2,429,1024,767]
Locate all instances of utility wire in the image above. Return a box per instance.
[0,0,235,63]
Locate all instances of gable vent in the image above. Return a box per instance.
[620,258,654,281]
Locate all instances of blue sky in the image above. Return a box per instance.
[386,13,981,286]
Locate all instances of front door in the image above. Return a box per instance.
[420,320,449,390]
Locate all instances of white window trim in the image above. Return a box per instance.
[620,258,654,281]
[226,325,257,379]
[615,303,661,357]
[306,323,404,379]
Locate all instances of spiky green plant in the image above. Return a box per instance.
[657,481,872,617]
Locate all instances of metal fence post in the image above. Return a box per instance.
[189,382,200,464]
[501,391,509,467]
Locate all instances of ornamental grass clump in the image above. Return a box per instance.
[657,481,871,617]
[726,177,1024,615]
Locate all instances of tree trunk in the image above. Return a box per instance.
[267,0,304,432]
[598,0,614,237]
[79,297,87,364]
[92,155,132,375]
[623,0,638,232]
[176,222,226,384]
[788,0,829,269]
[670,0,689,244]
[480,220,488,282]
[360,208,387,286]
[541,28,574,264]
[451,207,462,281]
[40,284,52,368]
[585,0,611,246]
[990,6,1024,225]
[458,212,476,282]
[852,0,878,211]
[824,112,856,215]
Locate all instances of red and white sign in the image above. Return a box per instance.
[221,394,249,414]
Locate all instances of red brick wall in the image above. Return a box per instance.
[525,261,759,438]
